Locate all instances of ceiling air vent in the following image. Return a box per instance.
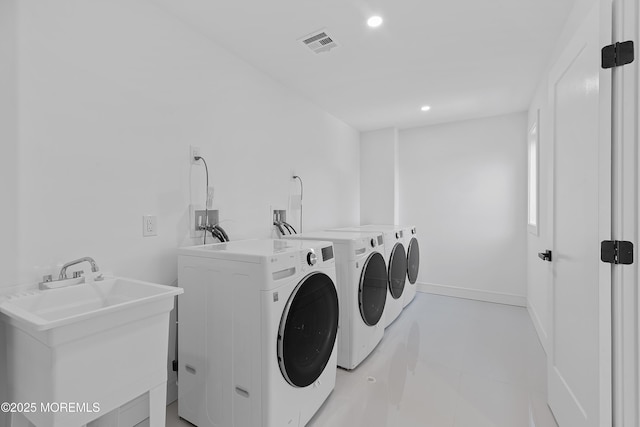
[299,29,337,54]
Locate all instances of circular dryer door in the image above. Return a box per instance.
[277,272,339,388]
[358,252,388,326]
[389,243,407,299]
[407,237,420,284]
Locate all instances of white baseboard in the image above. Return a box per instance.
[527,303,549,355]
[416,282,526,307]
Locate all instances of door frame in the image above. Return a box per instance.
[612,0,639,425]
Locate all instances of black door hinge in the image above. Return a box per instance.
[172,360,178,372]
[601,240,634,265]
[602,41,634,69]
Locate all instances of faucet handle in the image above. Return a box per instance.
[72,271,83,279]
[42,274,53,283]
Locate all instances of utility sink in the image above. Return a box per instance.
[0,277,183,427]
[0,277,182,332]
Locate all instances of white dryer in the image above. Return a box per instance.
[178,239,339,427]
[330,225,407,327]
[284,231,387,370]
[402,225,420,307]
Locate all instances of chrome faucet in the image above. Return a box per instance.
[59,257,100,279]
[39,257,102,290]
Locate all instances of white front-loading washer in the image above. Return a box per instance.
[178,239,339,427]
[330,225,407,328]
[284,231,387,370]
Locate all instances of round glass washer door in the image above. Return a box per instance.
[389,243,407,299]
[358,251,388,326]
[407,237,420,284]
[277,272,339,388]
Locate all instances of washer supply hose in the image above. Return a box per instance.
[214,224,229,242]
[274,221,286,237]
[282,221,297,234]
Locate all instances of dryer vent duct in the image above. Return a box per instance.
[299,29,337,54]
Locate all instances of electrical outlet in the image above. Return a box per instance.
[143,215,157,237]
[190,146,202,165]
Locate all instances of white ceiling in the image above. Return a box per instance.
[151,0,577,131]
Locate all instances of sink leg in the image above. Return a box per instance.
[148,382,167,427]
[9,412,34,427]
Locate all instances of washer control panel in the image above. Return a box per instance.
[353,233,384,258]
[321,245,334,261]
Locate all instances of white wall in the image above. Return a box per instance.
[0,1,359,425]
[13,1,360,284]
[526,0,598,352]
[0,0,18,284]
[360,128,398,225]
[398,113,528,306]
[0,1,18,425]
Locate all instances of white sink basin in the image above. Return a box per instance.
[0,276,182,331]
[0,276,183,427]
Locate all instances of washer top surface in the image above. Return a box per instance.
[339,224,405,232]
[179,239,332,262]
[285,230,380,243]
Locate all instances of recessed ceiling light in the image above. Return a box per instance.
[367,16,383,28]
[421,105,431,112]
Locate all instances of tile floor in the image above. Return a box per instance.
[164,293,558,427]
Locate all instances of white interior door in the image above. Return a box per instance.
[547,1,612,426]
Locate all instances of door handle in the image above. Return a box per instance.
[538,250,552,262]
